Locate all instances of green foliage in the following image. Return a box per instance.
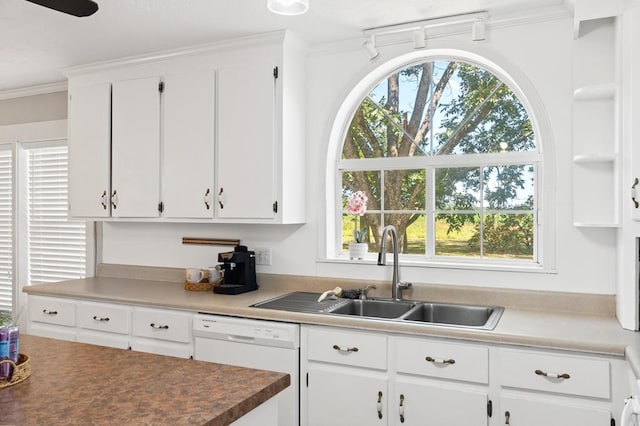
[469,213,534,256]
[342,59,536,257]
[0,311,12,327]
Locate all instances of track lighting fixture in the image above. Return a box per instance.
[362,11,489,56]
[363,36,380,60]
[472,19,486,41]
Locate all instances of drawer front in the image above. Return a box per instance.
[305,326,386,370]
[29,296,76,326]
[131,308,192,343]
[499,348,610,399]
[77,302,130,334]
[394,337,489,384]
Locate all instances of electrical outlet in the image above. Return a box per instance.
[255,248,272,266]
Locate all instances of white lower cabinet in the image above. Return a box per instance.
[130,306,193,358]
[301,325,622,426]
[393,379,488,426]
[498,347,615,426]
[28,295,77,341]
[391,336,489,426]
[303,326,388,425]
[76,301,130,349]
[499,395,611,426]
[27,295,193,358]
[301,326,490,426]
[307,365,388,426]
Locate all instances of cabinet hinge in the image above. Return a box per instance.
[159,81,164,93]
[158,202,164,213]
[487,400,492,418]
[273,66,279,79]
[273,201,278,213]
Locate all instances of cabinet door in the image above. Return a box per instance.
[501,396,610,426]
[162,71,215,218]
[217,60,276,219]
[306,365,387,426]
[68,83,111,217]
[111,77,161,217]
[393,379,487,426]
[631,5,640,221]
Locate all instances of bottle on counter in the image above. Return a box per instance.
[0,327,9,378]
[0,325,18,379]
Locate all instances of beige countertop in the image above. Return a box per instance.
[22,273,640,358]
[1,335,289,425]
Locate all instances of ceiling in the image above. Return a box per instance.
[0,0,566,93]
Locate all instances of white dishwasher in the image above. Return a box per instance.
[193,314,300,426]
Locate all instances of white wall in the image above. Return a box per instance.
[101,14,618,295]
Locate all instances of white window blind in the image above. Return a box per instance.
[0,148,12,312]
[27,145,86,284]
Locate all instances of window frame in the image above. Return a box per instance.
[0,119,94,324]
[324,48,556,273]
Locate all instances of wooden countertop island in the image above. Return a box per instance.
[0,335,289,425]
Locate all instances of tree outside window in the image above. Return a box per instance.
[339,59,538,262]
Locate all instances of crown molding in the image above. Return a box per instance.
[0,81,67,101]
[62,30,289,77]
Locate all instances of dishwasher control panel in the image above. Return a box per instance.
[193,314,300,349]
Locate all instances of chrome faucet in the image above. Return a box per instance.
[377,225,412,301]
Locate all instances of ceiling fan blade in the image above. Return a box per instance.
[25,0,98,17]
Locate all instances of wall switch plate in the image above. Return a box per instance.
[255,248,272,265]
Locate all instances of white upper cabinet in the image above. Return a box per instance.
[217,60,276,220]
[64,30,306,224]
[68,83,111,218]
[111,77,162,218]
[162,71,216,218]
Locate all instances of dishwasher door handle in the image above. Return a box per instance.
[227,335,256,343]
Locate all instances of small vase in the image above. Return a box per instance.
[349,242,368,260]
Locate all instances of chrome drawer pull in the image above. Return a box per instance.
[93,316,110,322]
[399,394,405,423]
[425,356,455,365]
[150,323,169,330]
[42,309,58,315]
[535,369,570,379]
[377,391,383,419]
[332,344,358,353]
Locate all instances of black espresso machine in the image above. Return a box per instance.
[214,245,259,295]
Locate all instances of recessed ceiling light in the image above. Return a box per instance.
[267,0,309,16]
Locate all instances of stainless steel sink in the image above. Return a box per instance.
[252,292,504,330]
[326,299,417,319]
[400,302,504,329]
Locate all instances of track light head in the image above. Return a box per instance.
[472,19,486,41]
[363,39,380,60]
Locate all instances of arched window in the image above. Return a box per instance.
[335,55,545,266]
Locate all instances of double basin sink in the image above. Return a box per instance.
[252,292,504,330]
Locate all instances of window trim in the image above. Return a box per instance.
[324,46,556,273]
[0,119,94,325]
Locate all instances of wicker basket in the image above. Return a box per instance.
[0,353,31,389]
[184,280,214,291]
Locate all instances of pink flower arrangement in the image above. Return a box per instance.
[346,191,368,216]
[347,191,368,243]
